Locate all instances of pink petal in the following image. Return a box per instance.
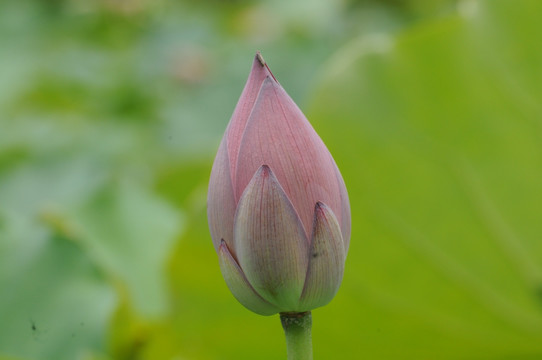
[234,165,308,311]
[234,76,347,241]
[332,158,351,250]
[218,240,279,315]
[226,53,275,183]
[207,137,237,252]
[299,202,346,310]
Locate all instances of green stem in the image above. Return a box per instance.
[280,311,313,360]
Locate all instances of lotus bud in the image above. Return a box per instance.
[208,52,350,315]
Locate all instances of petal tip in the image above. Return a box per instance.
[314,201,330,216]
[253,164,274,182]
[255,51,266,66]
[260,164,270,175]
[249,52,277,83]
[262,75,277,87]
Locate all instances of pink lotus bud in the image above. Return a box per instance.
[208,52,350,315]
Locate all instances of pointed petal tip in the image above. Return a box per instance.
[218,238,233,259]
[262,75,278,87]
[251,52,278,83]
[260,164,270,175]
[314,201,330,215]
[255,51,266,66]
[253,164,274,182]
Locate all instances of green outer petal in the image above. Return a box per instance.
[299,202,346,311]
[234,165,309,311]
[218,240,279,316]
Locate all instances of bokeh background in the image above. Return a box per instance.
[1,0,542,359]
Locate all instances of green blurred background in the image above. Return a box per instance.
[1,0,542,359]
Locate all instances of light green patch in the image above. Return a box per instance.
[309,0,542,358]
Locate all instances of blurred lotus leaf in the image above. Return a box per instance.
[309,0,542,358]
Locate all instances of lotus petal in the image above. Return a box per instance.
[299,202,346,310]
[234,76,347,240]
[234,165,308,310]
[208,137,237,252]
[218,240,279,315]
[226,53,275,182]
[332,159,351,250]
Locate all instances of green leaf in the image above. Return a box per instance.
[72,180,183,317]
[309,0,542,358]
[0,215,116,360]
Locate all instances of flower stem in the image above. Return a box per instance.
[280,311,313,360]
